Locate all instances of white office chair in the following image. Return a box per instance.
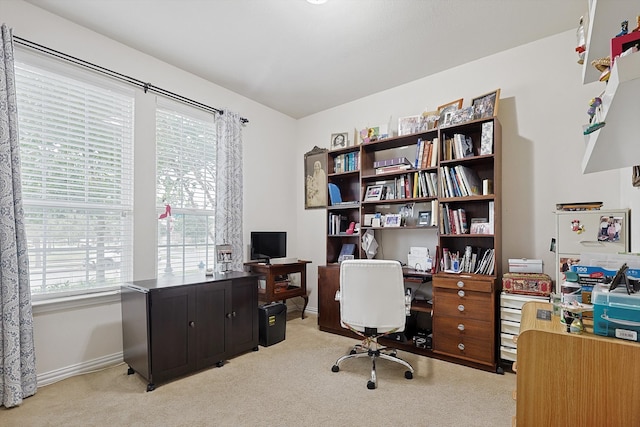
[331,259,414,389]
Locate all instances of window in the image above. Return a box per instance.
[156,100,217,276]
[15,51,134,299]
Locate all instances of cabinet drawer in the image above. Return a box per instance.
[501,332,518,349]
[434,289,493,320]
[434,331,494,364]
[500,293,548,310]
[500,345,517,362]
[433,314,492,337]
[501,319,520,335]
[500,307,522,323]
[434,275,494,292]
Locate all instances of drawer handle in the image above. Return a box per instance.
[189,321,195,328]
[457,324,465,331]
[458,290,465,297]
[458,343,465,351]
[458,304,465,312]
[457,281,464,288]
[226,313,232,319]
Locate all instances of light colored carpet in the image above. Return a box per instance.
[0,313,516,426]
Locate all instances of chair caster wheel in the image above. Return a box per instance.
[367,381,376,390]
[349,349,357,355]
[405,371,413,380]
[331,365,339,372]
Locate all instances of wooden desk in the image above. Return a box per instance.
[245,260,311,319]
[516,301,640,426]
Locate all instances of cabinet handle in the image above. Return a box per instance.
[457,281,464,288]
[458,290,465,297]
[226,313,232,319]
[232,311,237,317]
[458,343,465,351]
[189,321,195,328]
[458,304,465,312]
[458,324,465,331]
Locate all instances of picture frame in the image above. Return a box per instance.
[330,132,349,150]
[437,98,463,128]
[417,211,431,226]
[471,89,500,120]
[398,115,422,136]
[304,146,328,209]
[384,213,401,228]
[364,184,383,201]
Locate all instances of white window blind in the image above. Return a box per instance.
[15,52,134,299]
[156,100,217,276]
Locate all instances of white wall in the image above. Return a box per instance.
[5,0,297,382]
[5,0,636,382]
[296,30,632,313]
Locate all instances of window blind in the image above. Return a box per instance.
[156,99,217,276]
[15,53,134,298]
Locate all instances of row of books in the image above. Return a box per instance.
[374,171,438,200]
[440,203,467,235]
[328,213,351,235]
[440,246,495,275]
[442,134,474,161]
[413,137,439,169]
[440,165,482,198]
[333,151,359,174]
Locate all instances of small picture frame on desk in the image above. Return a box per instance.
[384,213,401,227]
[364,184,383,201]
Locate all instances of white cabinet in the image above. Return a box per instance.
[555,209,629,290]
[580,0,640,173]
[499,292,548,362]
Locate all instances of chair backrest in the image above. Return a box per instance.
[339,259,406,333]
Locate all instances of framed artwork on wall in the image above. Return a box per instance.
[304,146,328,209]
[330,132,349,150]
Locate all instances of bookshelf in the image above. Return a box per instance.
[319,116,502,372]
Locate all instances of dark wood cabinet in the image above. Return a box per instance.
[121,272,258,391]
[317,264,342,333]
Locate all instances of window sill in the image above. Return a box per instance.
[32,290,121,315]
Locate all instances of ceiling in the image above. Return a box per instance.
[24,0,587,119]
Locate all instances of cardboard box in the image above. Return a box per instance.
[593,284,640,342]
[508,258,543,273]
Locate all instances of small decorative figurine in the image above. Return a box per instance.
[576,16,586,64]
[584,97,606,135]
[616,20,629,38]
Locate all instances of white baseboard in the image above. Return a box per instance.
[37,352,123,387]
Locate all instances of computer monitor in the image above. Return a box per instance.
[250,231,286,264]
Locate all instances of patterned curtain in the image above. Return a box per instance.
[215,110,244,271]
[0,24,37,408]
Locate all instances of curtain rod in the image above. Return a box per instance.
[13,35,249,124]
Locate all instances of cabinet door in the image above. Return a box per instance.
[195,281,230,369]
[229,276,259,356]
[149,286,196,383]
[318,265,342,332]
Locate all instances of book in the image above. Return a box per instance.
[328,183,342,205]
[373,157,411,168]
[456,165,482,195]
[480,121,493,155]
[375,163,412,174]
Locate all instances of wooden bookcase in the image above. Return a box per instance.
[319,116,503,372]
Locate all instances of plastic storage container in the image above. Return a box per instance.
[592,284,640,341]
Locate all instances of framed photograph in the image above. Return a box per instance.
[330,132,348,150]
[472,89,500,120]
[417,211,432,226]
[304,146,328,209]
[398,115,422,136]
[364,184,383,201]
[384,213,401,227]
[437,98,463,127]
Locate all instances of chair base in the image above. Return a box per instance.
[331,341,414,389]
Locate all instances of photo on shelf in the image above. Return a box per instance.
[330,132,349,150]
[364,184,383,201]
[437,98,463,127]
[398,115,422,136]
[384,213,401,227]
[472,89,500,120]
[417,211,431,226]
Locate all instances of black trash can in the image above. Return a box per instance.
[258,302,287,347]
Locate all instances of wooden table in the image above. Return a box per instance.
[515,301,640,426]
[245,260,311,319]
